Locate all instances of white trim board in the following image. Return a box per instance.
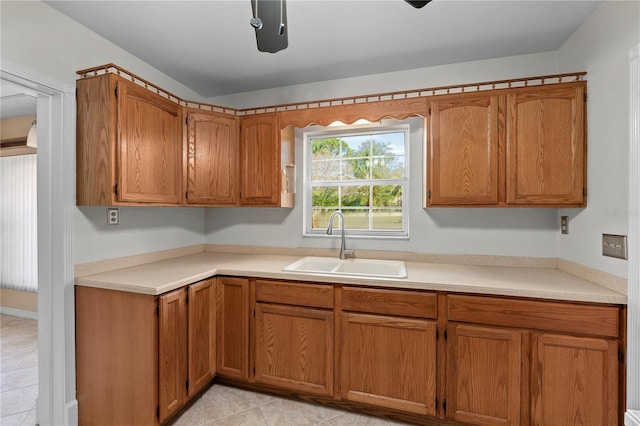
[1,60,77,426]
[0,307,38,320]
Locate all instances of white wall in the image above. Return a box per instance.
[557,1,640,279]
[0,1,207,264]
[74,207,205,264]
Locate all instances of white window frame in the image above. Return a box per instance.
[303,123,410,239]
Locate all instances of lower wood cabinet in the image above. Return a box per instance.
[341,312,437,415]
[76,278,215,426]
[531,333,619,426]
[255,303,334,395]
[158,279,216,421]
[76,276,625,426]
[216,276,249,379]
[446,324,522,426]
[158,288,187,421]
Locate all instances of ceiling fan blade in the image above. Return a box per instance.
[251,0,288,53]
[405,0,432,8]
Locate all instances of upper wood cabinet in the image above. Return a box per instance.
[506,84,586,206]
[428,92,501,206]
[77,73,183,206]
[427,82,586,207]
[185,110,239,206]
[239,113,282,206]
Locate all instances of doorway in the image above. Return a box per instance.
[1,60,76,425]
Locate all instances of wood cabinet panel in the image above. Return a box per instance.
[428,93,500,206]
[239,113,281,206]
[75,286,158,426]
[76,74,117,206]
[255,279,333,309]
[447,294,620,338]
[158,288,188,422]
[531,333,618,426]
[216,277,249,379]
[118,79,182,204]
[341,313,437,416]
[342,287,437,318]
[447,324,522,426]
[186,111,239,205]
[506,83,585,206]
[188,279,216,397]
[255,303,334,395]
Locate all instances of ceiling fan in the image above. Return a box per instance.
[250,0,432,53]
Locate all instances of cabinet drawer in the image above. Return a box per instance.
[342,287,437,319]
[447,294,621,338]
[255,280,333,309]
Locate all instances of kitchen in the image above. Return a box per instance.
[0,1,638,425]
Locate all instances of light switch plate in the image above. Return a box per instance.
[602,234,627,259]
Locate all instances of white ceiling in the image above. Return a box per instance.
[45,0,601,98]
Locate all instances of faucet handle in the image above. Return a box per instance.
[343,249,355,258]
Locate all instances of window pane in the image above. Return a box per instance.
[312,159,341,181]
[342,208,369,230]
[311,207,335,230]
[372,208,403,230]
[312,186,339,207]
[311,138,344,160]
[341,186,369,207]
[342,158,368,180]
[375,132,405,156]
[372,185,403,207]
[372,156,405,179]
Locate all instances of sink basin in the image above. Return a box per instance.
[283,257,407,279]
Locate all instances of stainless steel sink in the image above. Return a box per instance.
[283,256,407,279]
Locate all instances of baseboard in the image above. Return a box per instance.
[0,306,38,320]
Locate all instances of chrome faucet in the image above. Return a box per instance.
[326,210,355,260]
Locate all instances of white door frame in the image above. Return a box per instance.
[1,60,77,425]
[628,43,640,415]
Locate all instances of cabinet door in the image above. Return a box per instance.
[188,279,216,397]
[216,277,249,379]
[118,79,182,204]
[186,111,239,205]
[447,324,522,426]
[341,313,436,415]
[506,83,585,206]
[428,93,500,206]
[239,113,281,206]
[159,288,188,422]
[531,333,618,426]
[255,303,333,396]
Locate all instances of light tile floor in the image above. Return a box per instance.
[0,314,38,426]
[174,384,409,426]
[0,314,408,426]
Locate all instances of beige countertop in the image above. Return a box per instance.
[74,252,626,304]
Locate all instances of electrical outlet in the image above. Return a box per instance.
[561,216,569,234]
[602,234,627,260]
[107,208,119,225]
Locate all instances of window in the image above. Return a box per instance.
[304,124,409,238]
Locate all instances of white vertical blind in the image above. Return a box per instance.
[0,153,37,292]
